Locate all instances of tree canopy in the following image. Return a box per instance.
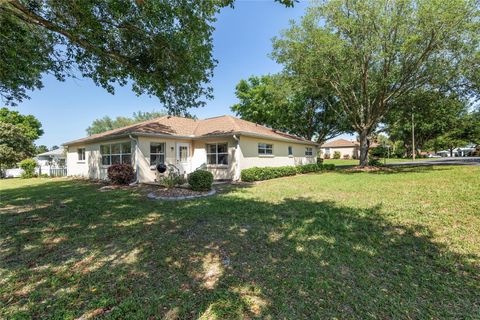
[86,110,167,135]
[272,0,479,165]
[384,90,469,155]
[0,0,295,113]
[0,122,35,170]
[0,107,43,140]
[232,74,349,144]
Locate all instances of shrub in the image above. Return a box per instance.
[343,154,350,160]
[296,163,320,174]
[19,158,37,178]
[107,163,135,184]
[188,170,214,191]
[323,163,336,171]
[333,151,341,159]
[324,154,331,159]
[241,166,297,182]
[158,165,185,189]
[368,158,383,167]
[316,157,324,165]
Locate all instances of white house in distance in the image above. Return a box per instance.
[36,147,67,176]
[63,115,318,182]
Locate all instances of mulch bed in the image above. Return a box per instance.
[344,166,393,172]
[148,187,213,198]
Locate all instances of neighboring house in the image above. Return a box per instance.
[320,138,380,159]
[320,139,360,159]
[436,145,476,157]
[63,115,318,182]
[36,147,67,176]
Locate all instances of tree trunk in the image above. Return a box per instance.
[449,148,453,157]
[359,130,369,166]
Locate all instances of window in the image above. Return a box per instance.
[77,148,85,161]
[258,143,273,155]
[178,145,188,162]
[100,142,131,166]
[206,143,228,165]
[305,147,313,156]
[325,147,331,155]
[150,142,165,166]
[288,146,293,156]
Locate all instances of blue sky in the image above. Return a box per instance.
[13,1,312,147]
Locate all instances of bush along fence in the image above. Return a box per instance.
[241,163,335,182]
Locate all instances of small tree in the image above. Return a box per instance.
[19,158,37,178]
[0,122,34,174]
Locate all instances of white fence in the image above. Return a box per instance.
[2,166,67,178]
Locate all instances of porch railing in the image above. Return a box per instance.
[49,168,67,177]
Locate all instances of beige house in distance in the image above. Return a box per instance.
[320,138,379,159]
[320,139,360,159]
[64,115,318,182]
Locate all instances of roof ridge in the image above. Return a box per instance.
[226,115,241,131]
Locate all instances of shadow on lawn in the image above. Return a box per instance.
[336,165,453,175]
[0,179,479,319]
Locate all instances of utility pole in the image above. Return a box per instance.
[412,110,415,161]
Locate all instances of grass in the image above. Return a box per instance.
[1,166,479,319]
[323,157,441,166]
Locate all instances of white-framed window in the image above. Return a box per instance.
[305,147,313,156]
[324,147,331,155]
[206,143,228,165]
[100,142,131,166]
[150,142,166,166]
[258,143,273,155]
[288,146,293,156]
[77,148,85,161]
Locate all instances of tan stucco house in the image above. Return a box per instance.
[63,115,318,182]
[320,139,360,159]
[320,138,379,159]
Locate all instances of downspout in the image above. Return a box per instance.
[233,134,240,181]
[129,135,139,185]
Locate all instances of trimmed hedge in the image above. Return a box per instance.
[323,163,336,171]
[241,166,297,182]
[296,163,320,174]
[241,163,335,182]
[188,170,214,191]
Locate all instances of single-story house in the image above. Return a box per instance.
[63,115,318,182]
[36,147,67,177]
[2,148,66,178]
[36,148,66,174]
[320,139,360,159]
[320,138,379,159]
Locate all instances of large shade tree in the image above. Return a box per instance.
[0,0,294,113]
[232,74,349,144]
[272,0,479,166]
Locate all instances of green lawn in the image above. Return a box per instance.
[1,166,479,319]
[323,157,441,166]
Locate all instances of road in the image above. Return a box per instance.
[335,157,480,168]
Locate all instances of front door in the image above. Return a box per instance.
[176,143,190,175]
